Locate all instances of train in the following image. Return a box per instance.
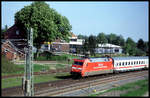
[70,56,149,77]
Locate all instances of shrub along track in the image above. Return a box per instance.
[2,70,148,96]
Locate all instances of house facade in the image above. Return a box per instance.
[69,32,84,53]
[1,39,25,60]
[40,32,84,54]
[2,24,27,60]
[95,43,123,54]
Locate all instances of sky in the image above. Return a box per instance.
[1,1,149,42]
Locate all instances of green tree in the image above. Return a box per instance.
[134,48,146,56]
[78,34,88,39]
[82,37,89,56]
[136,39,148,56]
[123,37,136,56]
[88,35,97,56]
[106,33,117,44]
[97,32,108,44]
[144,41,149,55]
[137,39,145,51]
[115,35,125,46]
[15,1,72,57]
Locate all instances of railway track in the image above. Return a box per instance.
[36,70,148,96]
[2,70,148,96]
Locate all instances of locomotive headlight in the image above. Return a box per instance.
[72,67,76,69]
[78,68,82,71]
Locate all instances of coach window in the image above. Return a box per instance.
[131,61,133,65]
[128,62,130,65]
[126,62,127,65]
[141,61,143,64]
[116,63,118,66]
[122,62,124,66]
[119,62,121,66]
[134,61,136,65]
[139,61,140,64]
[137,61,138,64]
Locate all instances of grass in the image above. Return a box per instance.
[2,72,70,89]
[1,54,73,89]
[2,54,68,76]
[2,64,50,76]
[90,78,148,96]
[120,79,148,96]
[1,55,24,74]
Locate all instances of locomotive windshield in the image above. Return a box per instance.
[74,61,83,66]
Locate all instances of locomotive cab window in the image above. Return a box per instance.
[74,61,83,66]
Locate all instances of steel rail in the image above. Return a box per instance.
[35,70,148,96]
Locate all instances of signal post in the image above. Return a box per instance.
[22,28,34,96]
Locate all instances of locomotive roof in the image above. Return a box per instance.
[89,57,110,62]
[112,56,148,60]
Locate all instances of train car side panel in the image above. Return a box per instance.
[82,58,113,77]
[113,56,148,72]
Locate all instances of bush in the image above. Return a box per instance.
[35,52,71,61]
[50,55,68,61]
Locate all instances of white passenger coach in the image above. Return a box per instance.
[113,56,149,72]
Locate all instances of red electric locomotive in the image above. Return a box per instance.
[70,57,114,77]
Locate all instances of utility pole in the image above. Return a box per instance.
[23,28,34,96]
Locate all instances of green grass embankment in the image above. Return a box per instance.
[2,55,71,89]
[90,79,148,96]
[2,72,70,89]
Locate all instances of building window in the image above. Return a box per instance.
[16,30,19,35]
[70,39,77,41]
[114,48,119,52]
